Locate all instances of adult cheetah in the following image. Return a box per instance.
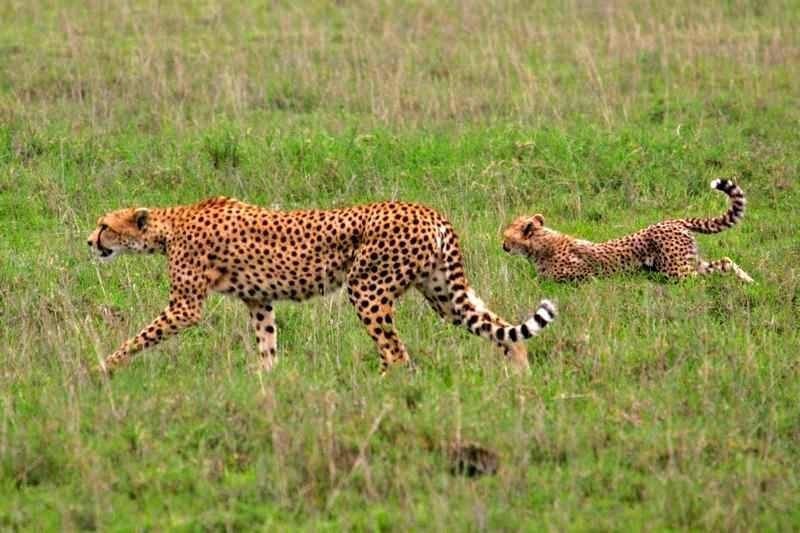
[502,179,753,283]
[88,198,556,375]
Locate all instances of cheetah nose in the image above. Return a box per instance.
[502,243,510,252]
[87,240,93,246]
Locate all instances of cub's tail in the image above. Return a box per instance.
[682,179,746,234]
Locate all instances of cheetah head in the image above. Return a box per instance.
[502,214,552,259]
[87,207,154,262]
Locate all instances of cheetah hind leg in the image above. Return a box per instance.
[697,257,754,283]
[346,281,411,375]
[247,301,278,372]
[417,274,533,372]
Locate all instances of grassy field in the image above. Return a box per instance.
[2,0,799,530]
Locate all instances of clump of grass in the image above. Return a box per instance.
[203,126,242,169]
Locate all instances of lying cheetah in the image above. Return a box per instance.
[502,179,753,283]
[88,198,556,375]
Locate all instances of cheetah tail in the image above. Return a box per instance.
[682,179,746,234]
[460,294,557,344]
[502,299,558,342]
[435,222,556,344]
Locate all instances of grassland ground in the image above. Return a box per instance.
[1,1,799,530]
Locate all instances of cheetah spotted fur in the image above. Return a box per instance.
[88,198,556,375]
[502,180,753,283]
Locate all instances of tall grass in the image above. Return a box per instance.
[1,1,798,130]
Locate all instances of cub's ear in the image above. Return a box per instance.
[522,221,535,238]
[134,208,149,231]
[522,214,544,238]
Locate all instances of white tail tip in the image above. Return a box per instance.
[536,299,557,322]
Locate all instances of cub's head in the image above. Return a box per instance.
[502,213,550,258]
[87,207,152,261]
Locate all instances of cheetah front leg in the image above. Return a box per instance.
[247,301,277,371]
[101,298,204,375]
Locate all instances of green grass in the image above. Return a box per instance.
[2,1,800,530]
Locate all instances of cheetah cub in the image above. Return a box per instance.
[502,180,753,283]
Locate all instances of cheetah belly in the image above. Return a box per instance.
[210,250,354,302]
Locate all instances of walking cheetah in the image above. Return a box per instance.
[88,198,556,375]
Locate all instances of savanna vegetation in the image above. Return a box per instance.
[1,1,799,529]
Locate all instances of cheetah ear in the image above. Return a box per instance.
[522,221,535,238]
[522,214,544,238]
[134,208,149,231]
